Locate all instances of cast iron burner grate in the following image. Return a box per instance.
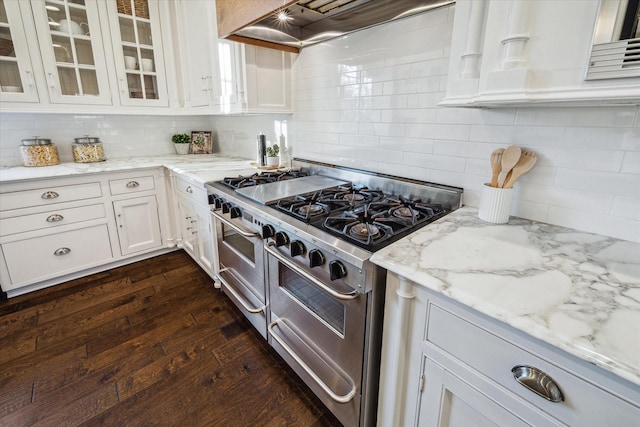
[221,170,308,189]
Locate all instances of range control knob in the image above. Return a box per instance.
[214,197,223,210]
[309,249,325,268]
[274,231,290,247]
[262,224,276,239]
[290,240,306,257]
[222,202,231,214]
[329,260,347,281]
[230,206,242,219]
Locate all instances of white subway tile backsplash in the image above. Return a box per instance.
[515,107,636,128]
[611,197,640,220]
[555,169,640,198]
[621,151,640,174]
[547,206,640,243]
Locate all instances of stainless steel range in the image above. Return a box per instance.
[205,159,463,427]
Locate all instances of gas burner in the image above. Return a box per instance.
[298,204,325,217]
[343,193,365,202]
[349,223,381,240]
[391,206,418,220]
[317,186,384,207]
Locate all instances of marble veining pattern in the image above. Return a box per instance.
[0,154,256,185]
[370,207,640,386]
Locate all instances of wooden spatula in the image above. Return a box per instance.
[489,148,505,188]
[498,145,522,188]
[504,151,537,188]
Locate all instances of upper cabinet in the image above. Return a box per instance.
[172,0,220,109]
[28,0,111,105]
[0,0,173,112]
[218,40,292,114]
[441,0,640,107]
[101,0,169,106]
[0,0,292,114]
[0,0,39,103]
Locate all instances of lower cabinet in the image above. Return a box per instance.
[173,173,215,277]
[0,168,173,297]
[113,195,162,256]
[377,273,640,427]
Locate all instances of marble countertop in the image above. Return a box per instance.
[370,207,640,386]
[0,154,257,185]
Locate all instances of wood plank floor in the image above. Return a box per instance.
[0,251,342,426]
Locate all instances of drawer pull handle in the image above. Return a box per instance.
[54,247,71,256]
[46,214,64,222]
[186,186,193,193]
[512,365,564,402]
[41,191,59,199]
[126,181,140,188]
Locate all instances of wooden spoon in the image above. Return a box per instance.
[504,151,537,188]
[489,148,505,188]
[498,145,522,188]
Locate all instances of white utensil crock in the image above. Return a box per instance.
[478,183,513,224]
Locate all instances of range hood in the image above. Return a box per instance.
[216,0,455,53]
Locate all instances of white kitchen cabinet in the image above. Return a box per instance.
[0,0,40,102]
[172,173,216,277]
[113,195,162,255]
[441,0,640,107]
[0,168,173,298]
[218,40,292,114]
[27,0,112,105]
[100,0,169,106]
[0,0,174,112]
[172,0,220,109]
[377,273,640,426]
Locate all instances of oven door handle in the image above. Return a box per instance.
[211,210,261,238]
[265,242,358,300]
[268,319,357,404]
[215,269,265,314]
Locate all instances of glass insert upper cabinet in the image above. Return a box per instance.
[28,0,111,104]
[104,0,168,106]
[0,0,39,102]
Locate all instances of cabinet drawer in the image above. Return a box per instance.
[175,177,206,203]
[2,224,113,288]
[0,204,106,236]
[426,304,640,426]
[109,176,155,195]
[0,182,102,211]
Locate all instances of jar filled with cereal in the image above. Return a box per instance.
[72,136,105,163]
[20,137,60,167]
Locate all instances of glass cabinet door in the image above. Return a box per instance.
[29,0,111,104]
[107,0,167,106]
[0,0,39,102]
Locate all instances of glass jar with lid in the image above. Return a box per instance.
[20,137,60,167]
[72,136,106,163]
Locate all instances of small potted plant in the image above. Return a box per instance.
[266,143,280,167]
[172,133,190,155]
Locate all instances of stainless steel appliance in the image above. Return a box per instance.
[206,159,463,427]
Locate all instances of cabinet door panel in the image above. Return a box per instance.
[104,0,168,106]
[113,195,162,255]
[419,358,532,427]
[0,0,39,102]
[28,0,111,104]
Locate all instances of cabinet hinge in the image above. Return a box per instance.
[419,373,425,393]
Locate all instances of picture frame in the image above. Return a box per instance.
[189,131,212,154]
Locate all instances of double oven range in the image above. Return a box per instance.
[205,159,463,427]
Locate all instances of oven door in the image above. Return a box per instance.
[265,242,367,427]
[211,209,267,338]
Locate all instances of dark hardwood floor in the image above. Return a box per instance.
[0,251,341,426]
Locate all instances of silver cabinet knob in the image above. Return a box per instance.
[126,181,140,188]
[186,186,193,193]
